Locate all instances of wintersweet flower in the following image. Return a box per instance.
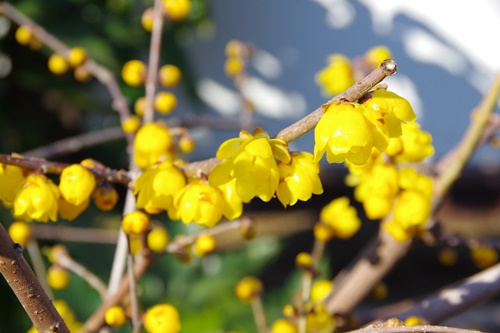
[134,161,186,214]
[209,128,290,203]
[170,180,225,227]
[215,179,243,221]
[276,152,323,207]
[58,197,89,221]
[0,163,25,207]
[319,197,360,239]
[235,276,263,302]
[13,174,59,222]
[59,164,96,206]
[314,102,385,165]
[363,89,416,123]
[315,54,354,96]
[392,123,434,163]
[93,182,119,211]
[365,45,392,69]
[134,123,173,169]
[144,304,181,333]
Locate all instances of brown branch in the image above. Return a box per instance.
[31,225,118,244]
[0,223,70,333]
[0,153,131,186]
[0,2,134,145]
[347,325,484,333]
[143,0,165,124]
[359,262,500,325]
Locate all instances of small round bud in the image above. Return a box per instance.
[225,40,245,57]
[295,252,313,270]
[141,7,154,32]
[404,316,425,326]
[47,265,70,290]
[48,53,70,75]
[282,304,297,319]
[122,211,150,235]
[224,56,244,77]
[193,234,216,257]
[105,306,127,327]
[134,97,146,116]
[158,64,182,88]
[179,135,195,153]
[8,221,31,247]
[310,280,333,302]
[60,164,96,206]
[235,276,263,302]
[122,60,147,87]
[74,66,92,82]
[313,222,335,242]
[154,91,177,114]
[270,319,297,333]
[122,115,141,134]
[147,227,169,253]
[93,183,119,211]
[67,47,87,67]
[163,0,191,21]
[15,26,33,45]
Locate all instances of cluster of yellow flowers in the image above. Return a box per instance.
[0,160,119,224]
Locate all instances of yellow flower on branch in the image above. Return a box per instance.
[59,164,96,206]
[13,174,59,222]
[209,128,290,203]
[276,152,323,207]
[320,197,360,239]
[144,304,181,333]
[316,54,354,96]
[0,163,25,207]
[134,123,173,169]
[134,161,186,214]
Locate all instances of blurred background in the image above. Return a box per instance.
[1,0,500,331]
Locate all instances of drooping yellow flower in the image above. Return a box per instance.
[144,304,181,333]
[276,152,323,207]
[134,123,173,169]
[215,178,243,221]
[209,128,290,203]
[13,174,59,222]
[392,123,434,163]
[315,54,355,96]
[170,180,225,227]
[363,89,416,123]
[59,164,96,206]
[354,164,399,220]
[134,161,186,214]
[319,197,360,239]
[365,45,392,69]
[0,163,25,207]
[314,102,377,165]
[58,197,90,221]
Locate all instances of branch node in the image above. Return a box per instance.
[381,59,397,75]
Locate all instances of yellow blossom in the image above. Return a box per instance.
[209,128,290,203]
[158,64,182,87]
[59,197,89,221]
[122,211,150,235]
[163,0,191,21]
[363,89,416,123]
[170,180,225,227]
[47,265,70,290]
[193,234,217,257]
[122,60,147,87]
[306,305,336,333]
[271,319,298,333]
[105,306,127,327]
[315,54,354,96]
[0,163,25,207]
[8,221,31,247]
[134,161,186,214]
[13,174,59,222]
[311,280,333,302]
[144,304,181,333]
[276,152,323,207]
[295,252,313,270]
[147,227,169,253]
[365,45,392,69]
[320,197,360,239]
[235,276,263,302]
[59,164,96,206]
[67,47,87,67]
[394,123,434,163]
[393,191,431,230]
[134,123,173,169]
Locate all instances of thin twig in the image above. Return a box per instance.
[126,235,142,333]
[31,225,118,244]
[143,0,165,124]
[26,240,53,299]
[52,245,108,299]
[251,296,268,333]
[0,223,70,333]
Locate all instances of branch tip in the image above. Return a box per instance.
[382,59,397,75]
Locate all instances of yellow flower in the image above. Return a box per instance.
[122,60,147,87]
[0,163,25,207]
[365,45,392,69]
[122,115,141,134]
[306,305,336,333]
[295,252,313,270]
[67,47,87,67]
[15,26,33,45]
[363,89,416,123]
[170,181,225,227]
[314,102,388,165]
[276,152,323,207]
[144,304,181,333]
[193,234,217,257]
[315,54,354,96]
[154,91,177,114]
[147,226,169,253]
[134,123,173,169]
[105,306,127,327]
[8,221,31,247]
[58,197,89,221]
[271,319,298,333]
[311,280,333,302]
[13,174,59,222]
[59,164,96,206]
[141,7,154,32]
[354,164,399,220]
[47,265,70,290]
[134,161,186,214]
[122,211,150,235]
[393,123,434,163]
[394,191,431,229]
[209,128,290,203]
[235,276,263,302]
[320,197,360,239]
[163,0,191,21]
[158,64,182,88]
[48,53,69,75]
[224,56,245,77]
